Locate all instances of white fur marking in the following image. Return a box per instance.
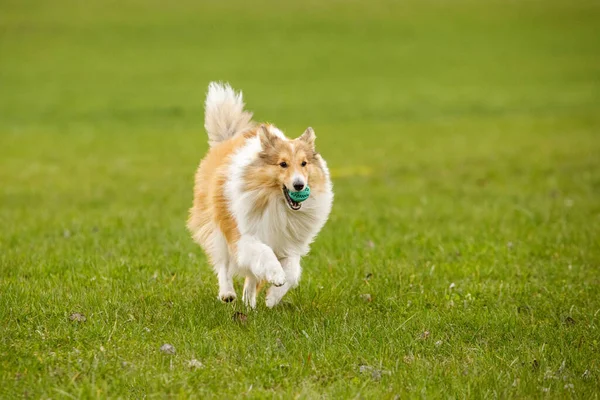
[204,82,254,147]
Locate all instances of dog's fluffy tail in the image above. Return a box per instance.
[204,82,254,147]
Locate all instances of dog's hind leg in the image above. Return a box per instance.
[242,276,258,308]
[265,256,302,308]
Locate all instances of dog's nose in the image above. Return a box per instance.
[293,181,305,191]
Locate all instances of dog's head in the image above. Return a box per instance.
[245,124,326,211]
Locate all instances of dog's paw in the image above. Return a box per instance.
[242,292,257,309]
[218,291,237,303]
[266,266,286,287]
[265,292,281,308]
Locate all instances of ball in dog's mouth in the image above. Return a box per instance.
[282,186,302,210]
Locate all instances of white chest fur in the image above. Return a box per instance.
[251,194,331,257]
[225,137,333,259]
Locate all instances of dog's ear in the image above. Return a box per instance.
[259,124,278,149]
[298,127,316,149]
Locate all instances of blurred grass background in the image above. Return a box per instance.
[1,0,599,398]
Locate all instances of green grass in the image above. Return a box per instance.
[1,0,600,397]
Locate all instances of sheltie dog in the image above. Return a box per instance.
[187,82,333,308]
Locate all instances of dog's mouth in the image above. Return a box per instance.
[282,186,302,211]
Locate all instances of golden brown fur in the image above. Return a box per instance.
[187,130,255,258]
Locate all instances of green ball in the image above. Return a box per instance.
[288,186,310,202]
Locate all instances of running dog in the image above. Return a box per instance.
[187,82,333,308]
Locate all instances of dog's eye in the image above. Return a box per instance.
[301,161,307,167]
[279,162,288,168]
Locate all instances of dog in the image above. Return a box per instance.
[187,82,333,308]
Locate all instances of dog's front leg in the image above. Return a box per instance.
[265,256,301,308]
[216,262,236,303]
[237,235,286,289]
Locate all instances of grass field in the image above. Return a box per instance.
[1,0,600,397]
